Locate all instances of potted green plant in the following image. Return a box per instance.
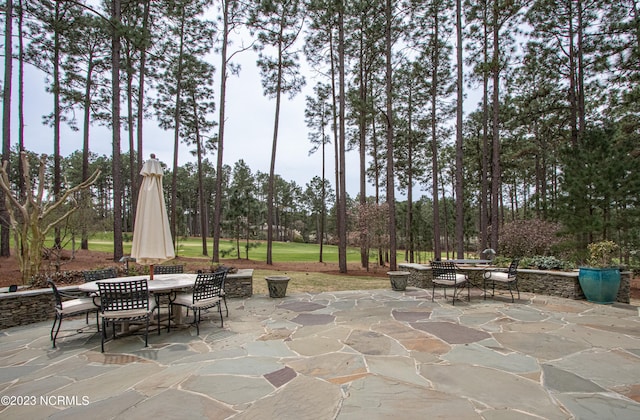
[578,240,621,304]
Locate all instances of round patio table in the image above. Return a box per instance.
[79,273,198,326]
[78,273,197,294]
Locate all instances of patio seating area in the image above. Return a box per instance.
[1,288,639,419]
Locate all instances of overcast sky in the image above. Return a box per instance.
[11,15,489,201]
[14,44,379,197]
[5,2,494,204]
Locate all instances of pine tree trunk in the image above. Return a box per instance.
[1,0,13,257]
[111,0,124,261]
[455,0,465,259]
[490,0,501,251]
[213,0,230,263]
[338,4,347,273]
[385,0,396,271]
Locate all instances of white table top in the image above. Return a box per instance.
[78,273,197,294]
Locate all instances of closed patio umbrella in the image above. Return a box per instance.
[131,154,175,279]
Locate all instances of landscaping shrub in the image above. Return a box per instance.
[499,219,563,257]
[490,256,512,268]
[522,255,574,270]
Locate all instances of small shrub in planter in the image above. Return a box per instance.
[586,240,619,268]
[579,240,621,304]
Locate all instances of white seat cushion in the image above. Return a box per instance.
[433,273,468,285]
[485,272,514,283]
[191,297,221,309]
[59,298,98,315]
[173,293,221,309]
[173,293,194,307]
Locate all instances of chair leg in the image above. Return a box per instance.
[144,317,149,348]
[101,319,107,353]
[195,308,200,335]
[51,314,62,348]
[223,295,228,317]
[484,278,494,300]
[155,295,161,332]
[50,314,58,341]
[431,284,436,302]
[219,303,224,328]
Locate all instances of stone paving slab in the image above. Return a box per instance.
[1,289,639,419]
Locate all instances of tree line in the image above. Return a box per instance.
[2,0,639,273]
[1,148,467,264]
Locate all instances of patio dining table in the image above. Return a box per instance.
[79,273,198,325]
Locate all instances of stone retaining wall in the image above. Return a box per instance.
[399,263,631,304]
[0,270,254,330]
[224,269,254,298]
[0,287,61,329]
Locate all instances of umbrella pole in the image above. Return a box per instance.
[150,264,154,280]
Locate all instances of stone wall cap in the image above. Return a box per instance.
[398,263,429,270]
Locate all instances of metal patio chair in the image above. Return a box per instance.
[172,271,226,334]
[47,279,100,348]
[97,279,158,352]
[483,258,520,302]
[83,267,118,283]
[430,261,470,305]
[153,264,184,274]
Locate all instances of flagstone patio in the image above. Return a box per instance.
[1,288,639,419]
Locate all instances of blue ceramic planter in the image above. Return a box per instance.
[578,267,621,304]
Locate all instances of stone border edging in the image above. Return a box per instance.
[0,270,254,330]
[399,263,630,304]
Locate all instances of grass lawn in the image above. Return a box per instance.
[75,237,404,293]
[83,236,422,265]
[49,235,469,294]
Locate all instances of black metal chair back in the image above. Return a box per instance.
[430,261,458,281]
[508,258,520,277]
[98,279,150,313]
[192,271,226,304]
[83,268,118,283]
[154,264,184,274]
[48,279,64,311]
